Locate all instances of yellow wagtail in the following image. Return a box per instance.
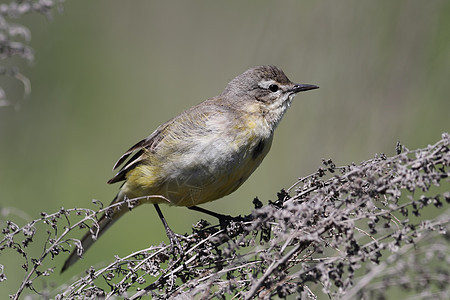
[62,65,318,272]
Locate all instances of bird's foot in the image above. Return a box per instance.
[164,227,185,254]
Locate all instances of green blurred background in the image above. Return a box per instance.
[1,0,449,297]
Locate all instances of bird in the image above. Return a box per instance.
[61,65,318,272]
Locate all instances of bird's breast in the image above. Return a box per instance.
[169,113,274,206]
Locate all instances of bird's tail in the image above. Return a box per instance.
[61,190,128,272]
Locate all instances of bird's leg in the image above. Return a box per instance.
[188,206,248,229]
[153,204,182,252]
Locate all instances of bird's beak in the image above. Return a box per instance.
[290,84,319,93]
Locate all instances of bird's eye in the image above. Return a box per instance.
[268,84,279,92]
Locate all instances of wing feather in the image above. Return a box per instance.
[107,123,169,184]
[107,99,231,184]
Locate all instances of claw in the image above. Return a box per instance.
[188,206,251,230]
[154,204,183,253]
[165,227,183,253]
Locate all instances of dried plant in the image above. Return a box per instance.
[0,0,64,107]
[1,133,449,299]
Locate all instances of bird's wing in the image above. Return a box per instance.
[107,100,227,184]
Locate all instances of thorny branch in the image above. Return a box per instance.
[1,133,449,299]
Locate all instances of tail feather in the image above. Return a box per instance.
[61,191,127,272]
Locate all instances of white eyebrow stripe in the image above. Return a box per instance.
[258,79,277,89]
